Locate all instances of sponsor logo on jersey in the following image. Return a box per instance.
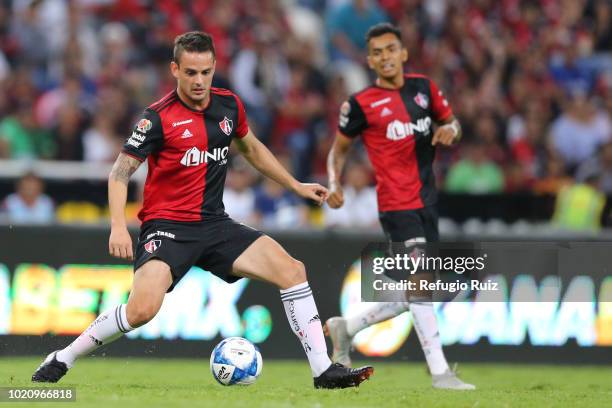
[127,131,146,148]
[386,117,432,141]
[144,239,162,253]
[136,118,152,133]
[380,107,393,117]
[181,129,193,139]
[180,146,229,166]
[370,97,391,108]
[219,116,233,136]
[414,92,429,109]
[172,119,193,127]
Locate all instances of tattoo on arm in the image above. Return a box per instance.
[110,153,141,184]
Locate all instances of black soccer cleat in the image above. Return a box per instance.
[313,362,374,389]
[31,351,69,383]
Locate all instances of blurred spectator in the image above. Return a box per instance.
[552,173,605,232]
[2,172,54,224]
[576,140,612,195]
[253,178,308,229]
[550,92,611,169]
[532,154,573,195]
[273,62,325,180]
[0,103,54,159]
[230,24,290,142]
[325,0,388,61]
[83,114,121,163]
[51,104,86,161]
[224,160,257,225]
[445,142,505,194]
[324,161,378,228]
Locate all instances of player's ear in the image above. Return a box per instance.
[366,54,375,70]
[170,61,179,79]
[401,47,408,63]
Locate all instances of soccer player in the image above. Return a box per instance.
[325,23,475,390]
[32,31,373,389]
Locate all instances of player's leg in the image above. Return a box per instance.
[324,211,420,367]
[32,260,172,382]
[231,234,373,388]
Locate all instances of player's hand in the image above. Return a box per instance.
[431,124,458,146]
[327,184,344,209]
[109,227,134,260]
[295,183,329,206]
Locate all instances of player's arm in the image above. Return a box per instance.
[235,129,328,205]
[326,132,354,209]
[431,115,462,146]
[108,153,142,260]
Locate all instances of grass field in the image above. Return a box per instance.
[1,358,610,408]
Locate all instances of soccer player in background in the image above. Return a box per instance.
[325,23,475,390]
[32,31,373,389]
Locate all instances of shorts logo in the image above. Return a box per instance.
[144,239,162,253]
[414,93,429,109]
[219,116,233,136]
[136,119,152,133]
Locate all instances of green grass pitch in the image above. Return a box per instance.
[1,358,610,408]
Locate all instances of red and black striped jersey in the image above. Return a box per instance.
[338,74,452,212]
[122,88,249,223]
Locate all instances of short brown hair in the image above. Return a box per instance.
[173,31,216,64]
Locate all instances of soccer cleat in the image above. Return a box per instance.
[432,368,476,390]
[313,363,374,389]
[31,351,69,383]
[325,317,352,367]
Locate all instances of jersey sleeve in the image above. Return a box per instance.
[338,95,367,138]
[233,94,249,139]
[429,79,453,122]
[122,109,164,161]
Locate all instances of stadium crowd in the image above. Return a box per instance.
[0,0,610,229]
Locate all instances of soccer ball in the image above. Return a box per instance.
[210,337,262,386]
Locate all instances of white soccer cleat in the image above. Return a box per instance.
[432,368,476,390]
[325,317,352,367]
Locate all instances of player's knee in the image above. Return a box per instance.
[284,259,307,288]
[126,302,160,328]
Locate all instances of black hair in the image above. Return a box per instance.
[173,31,216,64]
[365,23,402,44]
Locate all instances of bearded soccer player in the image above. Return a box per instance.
[325,23,474,390]
[31,31,373,389]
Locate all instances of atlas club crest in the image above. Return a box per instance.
[144,239,162,253]
[219,116,233,136]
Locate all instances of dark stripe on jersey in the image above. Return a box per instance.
[201,120,228,216]
[399,78,438,206]
[150,91,176,111]
[152,94,178,113]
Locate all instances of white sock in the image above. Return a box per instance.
[56,304,133,367]
[280,282,331,377]
[410,302,449,375]
[345,302,411,337]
